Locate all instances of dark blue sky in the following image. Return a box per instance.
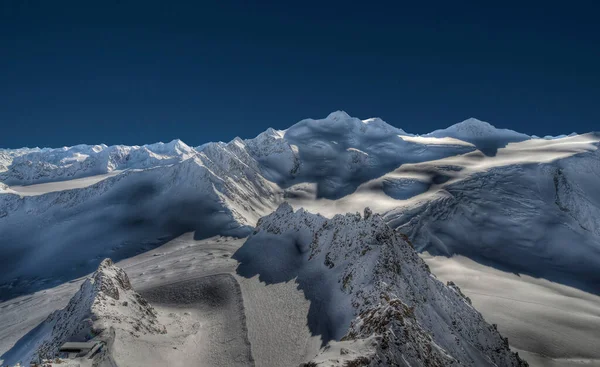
[1,1,598,148]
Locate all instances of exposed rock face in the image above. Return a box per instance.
[341,298,456,366]
[33,259,165,362]
[236,203,527,366]
[363,207,372,220]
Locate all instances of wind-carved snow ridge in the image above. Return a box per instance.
[234,203,528,366]
[3,259,164,365]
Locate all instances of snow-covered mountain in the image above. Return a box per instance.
[0,112,474,297]
[1,111,599,299]
[0,140,196,186]
[2,258,164,366]
[2,111,600,366]
[234,203,527,366]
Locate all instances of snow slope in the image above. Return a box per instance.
[0,111,478,297]
[8,171,123,196]
[234,203,527,366]
[263,111,475,198]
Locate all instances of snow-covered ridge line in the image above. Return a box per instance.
[235,203,528,366]
[1,111,586,188]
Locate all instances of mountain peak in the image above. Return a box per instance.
[425,117,530,144]
[460,117,494,126]
[98,257,115,269]
[448,117,498,136]
[326,110,352,120]
[23,258,165,364]
[145,138,193,154]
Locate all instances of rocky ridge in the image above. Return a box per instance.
[238,203,528,366]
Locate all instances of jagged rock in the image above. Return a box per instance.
[363,207,372,220]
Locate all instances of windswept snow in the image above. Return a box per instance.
[139,275,254,367]
[285,132,599,218]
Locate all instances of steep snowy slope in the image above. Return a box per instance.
[234,203,527,366]
[1,259,165,366]
[2,111,600,366]
[423,253,600,367]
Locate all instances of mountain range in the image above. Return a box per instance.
[1,112,599,366]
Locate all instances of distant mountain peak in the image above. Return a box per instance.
[326,110,352,120]
[444,117,501,137]
[458,117,495,127]
[425,118,531,155]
